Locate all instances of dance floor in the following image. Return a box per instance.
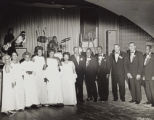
[0,88,154,120]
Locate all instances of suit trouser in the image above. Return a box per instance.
[97,75,109,101]
[85,78,97,100]
[144,80,154,105]
[75,77,84,102]
[129,78,142,102]
[112,75,125,101]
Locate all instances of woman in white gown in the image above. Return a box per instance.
[43,49,63,105]
[1,55,17,114]
[21,52,39,107]
[11,52,25,111]
[60,52,77,105]
[32,46,46,105]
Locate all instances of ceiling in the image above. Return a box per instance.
[1,0,154,38]
[86,0,154,38]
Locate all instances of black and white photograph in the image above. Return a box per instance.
[0,0,154,120]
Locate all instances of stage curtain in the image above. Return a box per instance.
[0,7,80,54]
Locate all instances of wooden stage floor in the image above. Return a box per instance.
[0,88,154,120]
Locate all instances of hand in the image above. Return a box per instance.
[152,76,154,81]
[43,64,48,70]
[142,76,145,81]
[26,71,33,74]
[44,78,49,83]
[11,83,15,88]
[127,73,133,79]
[136,74,141,80]
[74,73,77,79]
[22,75,24,79]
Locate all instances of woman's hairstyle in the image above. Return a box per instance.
[11,51,18,56]
[34,46,43,56]
[52,36,57,40]
[22,51,31,58]
[63,52,70,58]
[2,54,11,63]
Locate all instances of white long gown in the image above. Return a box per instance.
[21,61,39,107]
[60,61,77,105]
[33,56,46,104]
[1,65,16,112]
[43,58,63,104]
[11,62,25,110]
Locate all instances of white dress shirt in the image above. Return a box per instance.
[144,52,151,66]
[130,52,135,63]
[115,52,120,63]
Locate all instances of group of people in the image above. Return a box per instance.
[1,40,154,115]
[1,47,77,115]
[71,42,154,107]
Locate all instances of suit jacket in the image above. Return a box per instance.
[143,53,154,80]
[125,50,144,77]
[95,54,110,78]
[85,56,98,80]
[109,51,126,77]
[70,54,86,79]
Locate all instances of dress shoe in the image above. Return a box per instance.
[86,97,93,101]
[151,104,154,107]
[144,101,151,104]
[113,99,118,101]
[93,99,97,102]
[135,101,140,104]
[98,98,103,102]
[78,100,85,104]
[129,100,135,103]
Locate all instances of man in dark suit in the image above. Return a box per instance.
[125,42,144,104]
[85,48,98,102]
[70,47,86,103]
[109,44,126,102]
[142,45,154,106]
[95,46,110,101]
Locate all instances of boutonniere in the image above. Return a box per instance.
[80,57,83,61]
[119,55,123,59]
[133,54,136,58]
[147,54,151,59]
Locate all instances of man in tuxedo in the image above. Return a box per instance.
[70,47,86,103]
[95,46,110,101]
[109,44,126,102]
[85,48,98,102]
[125,42,144,104]
[142,45,154,106]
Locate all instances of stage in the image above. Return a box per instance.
[0,88,154,120]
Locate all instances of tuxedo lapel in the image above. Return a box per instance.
[73,55,79,66]
[112,53,116,63]
[144,54,152,66]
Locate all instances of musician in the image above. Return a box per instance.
[2,28,16,55]
[15,31,26,47]
[142,45,154,106]
[95,46,110,101]
[47,36,59,52]
[4,28,14,45]
[70,47,86,103]
[125,42,144,104]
